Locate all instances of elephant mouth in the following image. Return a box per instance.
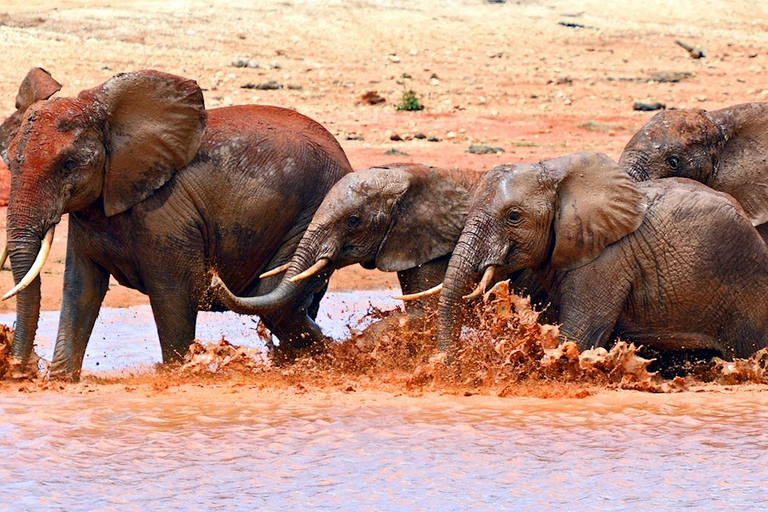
[463,264,497,300]
[289,257,333,283]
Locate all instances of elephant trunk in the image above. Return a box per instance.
[5,217,46,372]
[618,150,650,182]
[213,228,329,314]
[437,217,489,352]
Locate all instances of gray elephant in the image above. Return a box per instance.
[210,163,479,330]
[437,152,768,360]
[620,102,768,238]
[2,68,352,379]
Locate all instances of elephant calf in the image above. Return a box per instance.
[438,152,768,360]
[212,163,490,330]
[620,102,768,239]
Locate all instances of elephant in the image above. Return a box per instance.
[210,163,480,333]
[619,102,768,239]
[437,152,768,360]
[2,68,352,379]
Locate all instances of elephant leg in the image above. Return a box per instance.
[50,241,110,380]
[557,271,629,352]
[148,289,198,364]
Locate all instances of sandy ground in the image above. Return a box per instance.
[0,0,766,314]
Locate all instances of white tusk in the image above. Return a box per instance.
[394,283,443,301]
[259,262,291,279]
[0,246,7,270]
[462,265,496,300]
[289,258,330,283]
[2,226,55,301]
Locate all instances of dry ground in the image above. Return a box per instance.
[0,0,766,311]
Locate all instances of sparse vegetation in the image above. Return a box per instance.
[396,90,424,111]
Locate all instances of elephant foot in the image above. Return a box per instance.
[268,335,332,366]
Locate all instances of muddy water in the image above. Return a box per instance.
[2,291,768,509]
[0,290,399,373]
[2,391,768,509]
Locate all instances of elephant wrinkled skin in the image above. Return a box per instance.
[2,68,352,379]
[438,152,768,360]
[620,102,768,237]
[212,164,483,329]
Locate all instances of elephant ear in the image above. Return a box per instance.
[82,70,206,216]
[376,167,470,272]
[0,68,62,165]
[546,153,647,270]
[706,103,768,226]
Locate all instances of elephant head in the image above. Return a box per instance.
[0,68,62,166]
[437,152,646,352]
[211,163,470,313]
[620,103,768,226]
[5,69,206,369]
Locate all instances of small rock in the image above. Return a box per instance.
[647,72,693,83]
[413,133,427,139]
[633,101,666,111]
[360,91,386,105]
[390,133,403,141]
[430,73,439,79]
[387,54,401,63]
[384,148,408,156]
[231,58,260,69]
[428,136,441,142]
[345,132,364,141]
[241,80,282,90]
[468,144,504,154]
[287,84,303,90]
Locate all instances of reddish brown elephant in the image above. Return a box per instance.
[620,103,768,238]
[2,68,352,379]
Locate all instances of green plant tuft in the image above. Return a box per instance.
[396,90,424,111]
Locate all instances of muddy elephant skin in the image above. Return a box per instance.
[438,152,768,360]
[620,102,768,238]
[2,68,352,379]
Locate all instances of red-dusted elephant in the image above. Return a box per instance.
[1,68,352,379]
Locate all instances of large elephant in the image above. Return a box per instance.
[437,152,768,359]
[2,68,352,379]
[619,102,768,237]
[210,164,477,327]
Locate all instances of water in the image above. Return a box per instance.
[1,291,768,510]
[0,290,400,373]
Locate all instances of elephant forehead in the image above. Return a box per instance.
[639,110,717,147]
[486,164,544,207]
[11,99,85,167]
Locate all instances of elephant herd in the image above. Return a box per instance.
[2,67,768,380]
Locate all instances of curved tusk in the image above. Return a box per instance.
[462,265,496,300]
[259,262,291,279]
[394,283,443,301]
[2,226,55,301]
[289,258,330,283]
[0,246,7,270]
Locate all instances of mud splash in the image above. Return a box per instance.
[153,281,767,398]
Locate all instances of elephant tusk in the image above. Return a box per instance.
[394,283,443,301]
[463,265,496,300]
[289,258,330,283]
[0,245,7,270]
[2,226,55,301]
[259,262,291,279]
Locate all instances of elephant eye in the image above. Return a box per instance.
[506,209,522,224]
[666,155,681,171]
[346,215,361,228]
